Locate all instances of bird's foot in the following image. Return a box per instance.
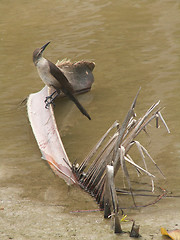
[45,101,55,109]
[44,90,59,109]
[44,96,55,109]
[45,95,52,103]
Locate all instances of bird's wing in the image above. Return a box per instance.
[48,60,91,120]
[48,60,74,93]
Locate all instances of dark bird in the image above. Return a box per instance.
[33,42,91,120]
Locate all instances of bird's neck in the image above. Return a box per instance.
[35,56,47,67]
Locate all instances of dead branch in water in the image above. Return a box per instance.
[72,88,170,234]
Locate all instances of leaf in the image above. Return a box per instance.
[161,227,180,240]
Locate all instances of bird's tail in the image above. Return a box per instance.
[64,90,91,120]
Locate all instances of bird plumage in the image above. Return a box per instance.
[33,42,91,120]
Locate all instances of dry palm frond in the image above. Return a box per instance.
[72,88,169,233]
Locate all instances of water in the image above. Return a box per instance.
[0,0,180,239]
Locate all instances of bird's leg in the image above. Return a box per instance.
[45,89,60,109]
[45,90,57,103]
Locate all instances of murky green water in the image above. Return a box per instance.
[0,0,180,239]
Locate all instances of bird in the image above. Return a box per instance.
[32,42,91,120]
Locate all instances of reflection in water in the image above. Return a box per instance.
[0,0,180,238]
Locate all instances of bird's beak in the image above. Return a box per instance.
[40,41,50,52]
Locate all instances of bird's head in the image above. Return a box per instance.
[33,41,50,65]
